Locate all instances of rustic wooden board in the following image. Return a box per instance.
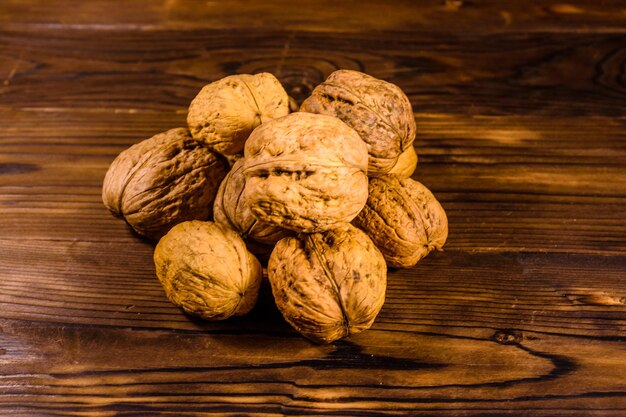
[1,1,625,415]
[1,0,625,34]
[2,110,624,254]
[1,29,625,116]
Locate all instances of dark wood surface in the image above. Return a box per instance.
[1,1,625,415]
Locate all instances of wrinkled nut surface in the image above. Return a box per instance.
[242,112,369,233]
[154,221,262,320]
[187,73,290,155]
[388,145,418,178]
[353,176,448,268]
[214,159,291,246]
[102,128,229,240]
[268,224,387,343]
[300,69,416,176]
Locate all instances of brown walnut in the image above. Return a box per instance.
[353,176,448,268]
[300,69,416,176]
[102,128,229,240]
[154,221,262,320]
[288,96,300,112]
[268,224,387,343]
[242,112,369,233]
[388,145,418,178]
[214,159,291,246]
[187,73,290,155]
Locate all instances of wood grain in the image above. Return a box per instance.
[1,238,625,336]
[1,320,625,416]
[1,0,625,34]
[1,109,624,254]
[1,0,625,415]
[1,29,625,116]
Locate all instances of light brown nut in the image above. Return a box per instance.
[102,128,229,240]
[353,176,448,268]
[187,73,290,155]
[388,145,418,178]
[300,69,416,176]
[154,220,262,320]
[242,112,369,233]
[214,159,291,246]
[288,95,300,112]
[268,224,387,344]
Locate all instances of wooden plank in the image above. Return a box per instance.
[1,30,626,116]
[2,110,626,161]
[1,109,624,254]
[0,318,624,415]
[1,0,625,34]
[0,238,624,337]
[2,191,625,254]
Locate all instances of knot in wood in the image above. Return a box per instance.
[493,329,524,345]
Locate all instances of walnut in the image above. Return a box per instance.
[388,145,418,178]
[353,176,448,268]
[214,159,291,246]
[154,220,262,320]
[102,128,229,240]
[300,69,416,176]
[268,224,387,343]
[187,73,290,155]
[242,112,369,233]
[288,96,300,112]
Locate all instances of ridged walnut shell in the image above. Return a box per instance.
[268,224,387,343]
[242,112,369,233]
[214,159,291,246]
[102,128,229,240]
[187,73,290,155]
[154,221,262,320]
[388,145,418,178]
[300,69,416,176]
[353,176,448,268]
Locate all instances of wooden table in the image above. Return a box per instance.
[1,1,625,415]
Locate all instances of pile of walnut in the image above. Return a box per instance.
[102,70,448,344]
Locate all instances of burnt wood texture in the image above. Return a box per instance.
[1,1,625,415]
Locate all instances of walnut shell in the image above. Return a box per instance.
[242,112,369,233]
[300,69,416,176]
[353,176,448,268]
[154,220,262,320]
[214,159,291,246]
[102,128,229,240]
[388,145,418,178]
[187,73,290,155]
[268,224,387,343]
[288,95,299,112]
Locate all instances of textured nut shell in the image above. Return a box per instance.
[242,112,369,233]
[288,96,299,112]
[102,128,229,240]
[214,159,291,246]
[388,145,418,178]
[187,73,290,155]
[153,221,262,320]
[268,224,387,343]
[300,69,416,176]
[353,176,448,268]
